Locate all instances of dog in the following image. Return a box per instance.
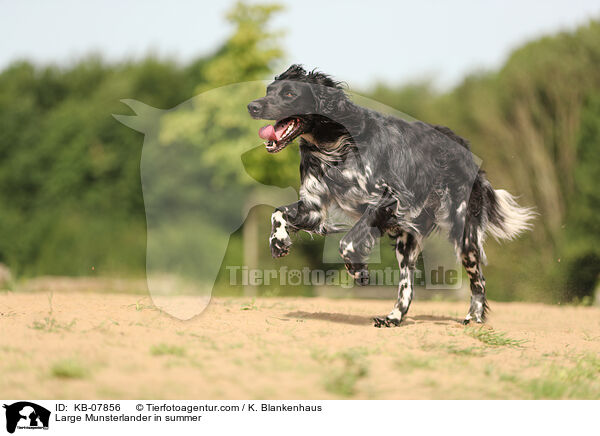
[248,64,534,327]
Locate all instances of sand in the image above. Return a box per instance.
[1,292,599,399]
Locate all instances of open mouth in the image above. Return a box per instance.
[258,117,303,153]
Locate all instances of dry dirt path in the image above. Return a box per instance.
[1,292,599,399]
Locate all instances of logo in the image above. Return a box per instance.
[114,83,476,320]
[3,402,50,434]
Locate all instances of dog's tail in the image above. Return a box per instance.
[481,175,536,241]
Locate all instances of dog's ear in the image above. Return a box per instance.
[315,85,351,116]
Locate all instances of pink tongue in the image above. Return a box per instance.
[259,122,291,141]
[258,125,277,141]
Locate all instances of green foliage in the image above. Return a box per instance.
[200,2,284,88]
[0,2,285,278]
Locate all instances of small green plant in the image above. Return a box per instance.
[240,299,258,311]
[150,343,186,357]
[395,354,435,372]
[32,317,59,331]
[582,332,600,342]
[51,359,89,379]
[129,298,156,312]
[464,326,526,347]
[445,345,484,356]
[189,333,219,350]
[310,348,331,363]
[30,293,76,332]
[323,348,369,397]
[420,341,484,356]
[499,373,519,383]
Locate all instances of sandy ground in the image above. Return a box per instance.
[0,291,599,399]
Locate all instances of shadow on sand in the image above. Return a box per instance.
[284,311,461,326]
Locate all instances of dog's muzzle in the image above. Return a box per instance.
[247,101,263,118]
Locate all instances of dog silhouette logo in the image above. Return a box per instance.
[114,81,479,320]
[3,402,50,434]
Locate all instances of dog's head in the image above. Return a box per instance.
[247,64,347,153]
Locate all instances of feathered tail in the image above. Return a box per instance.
[485,187,536,241]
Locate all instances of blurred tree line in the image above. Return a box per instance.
[0,2,597,302]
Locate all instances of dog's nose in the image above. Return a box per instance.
[247,101,261,115]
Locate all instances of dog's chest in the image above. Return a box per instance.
[329,166,371,206]
[305,157,376,216]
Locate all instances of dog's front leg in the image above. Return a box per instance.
[269,201,326,258]
[269,206,294,258]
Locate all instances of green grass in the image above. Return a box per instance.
[321,348,370,397]
[395,354,436,372]
[51,359,89,379]
[310,348,329,363]
[189,333,219,350]
[523,354,600,399]
[464,326,527,347]
[240,299,258,311]
[30,293,76,332]
[150,343,186,357]
[128,298,157,312]
[31,316,76,332]
[421,341,484,357]
[444,345,484,356]
[499,373,519,383]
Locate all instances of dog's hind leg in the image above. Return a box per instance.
[461,248,488,324]
[374,230,421,327]
[460,220,489,324]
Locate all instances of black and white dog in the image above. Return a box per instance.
[248,65,534,327]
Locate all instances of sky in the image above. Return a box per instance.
[1,0,599,89]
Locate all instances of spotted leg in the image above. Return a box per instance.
[269,209,293,258]
[374,230,421,327]
[459,213,489,323]
[269,200,328,258]
[339,230,376,286]
[461,248,488,324]
[339,201,395,286]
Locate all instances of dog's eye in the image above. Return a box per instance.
[284,91,295,98]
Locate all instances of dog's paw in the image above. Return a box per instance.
[373,316,401,328]
[462,313,484,325]
[270,235,291,258]
[344,262,369,286]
